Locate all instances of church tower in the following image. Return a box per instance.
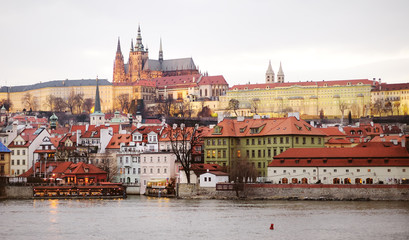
[277,62,285,83]
[128,25,149,81]
[265,60,275,83]
[113,38,126,83]
[90,78,105,126]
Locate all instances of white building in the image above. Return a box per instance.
[140,152,177,194]
[199,170,229,187]
[267,142,409,185]
[8,127,50,176]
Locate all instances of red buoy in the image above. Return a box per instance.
[270,224,274,230]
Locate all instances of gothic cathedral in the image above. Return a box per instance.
[113,26,199,83]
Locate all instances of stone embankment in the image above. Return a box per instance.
[177,183,409,201]
[0,186,33,199]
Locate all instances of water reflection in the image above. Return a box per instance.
[1,197,409,240]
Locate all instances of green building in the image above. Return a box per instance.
[203,116,325,178]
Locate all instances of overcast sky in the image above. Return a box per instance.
[1,0,408,87]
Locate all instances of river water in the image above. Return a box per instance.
[1,196,408,240]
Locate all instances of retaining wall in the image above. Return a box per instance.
[178,184,409,200]
[0,186,33,199]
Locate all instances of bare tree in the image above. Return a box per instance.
[165,124,202,184]
[229,157,258,197]
[54,97,67,112]
[227,99,240,117]
[66,90,84,114]
[371,99,384,117]
[0,98,12,111]
[157,98,175,117]
[83,98,94,113]
[393,102,401,116]
[96,152,119,182]
[74,92,84,114]
[250,98,260,115]
[338,100,349,125]
[117,94,130,113]
[44,95,56,111]
[22,92,38,111]
[198,106,212,118]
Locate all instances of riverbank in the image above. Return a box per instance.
[177,183,409,201]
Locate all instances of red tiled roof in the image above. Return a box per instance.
[144,119,161,124]
[70,125,88,134]
[8,128,43,148]
[198,75,228,86]
[205,117,325,137]
[113,79,156,87]
[320,127,346,137]
[81,125,120,138]
[269,143,409,167]
[373,82,409,91]
[230,79,374,90]
[155,74,201,89]
[106,134,132,149]
[371,135,406,143]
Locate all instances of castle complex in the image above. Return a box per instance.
[113,26,198,83]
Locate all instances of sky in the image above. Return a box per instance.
[1,0,408,87]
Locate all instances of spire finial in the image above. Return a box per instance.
[94,78,101,113]
[116,37,121,52]
[130,39,134,51]
[136,24,144,51]
[159,38,163,62]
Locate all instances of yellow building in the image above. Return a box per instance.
[371,81,409,116]
[0,79,113,113]
[217,79,375,119]
[0,142,11,176]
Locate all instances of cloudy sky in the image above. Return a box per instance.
[1,0,408,87]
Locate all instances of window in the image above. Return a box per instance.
[223,150,226,158]
[11,160,14,165]
[273,137,277,144]
[311,138,315,144]
[212,150,216,158]
[217,150,221,158]
[280,137,283,144]
[157,168,160,174]
[138,168,141,174]
[133,168,136,174]
[387,169,391,172]
[258,162,261,168]
[303,169,306,173]
[283,170,286,173]
[346,169,349,172]
[268,138,271,144]
[252,139,255,145]
[302,137,306,144]
[150,168,153,174]
[267,149,271,157]
[368,169,371,172]
[208,177,211,182]
[286,137,289,144]
[0,154,4,161]
[252,150,255,158]
[22,160,25,165]
[246,139,250,145]
[143,168,146,174]
[318,138,322,144]
[323,169,327,172]
[237,150,241,158]
[357,169,360,172]
[258,150,261,157]
[119,157,123,163]
[207,151,211,158]
[17,150,20,155]
[293,170,296,173]
[17,160,20,165]
[403,169,406,172]
[334,169,337,172]
[295,137,299,144]
[22,150,26,155]
[164,168,167,174]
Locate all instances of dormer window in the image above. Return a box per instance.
[213,126,223,134]
[84,168,89,173]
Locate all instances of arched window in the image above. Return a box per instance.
[282,178,288,184]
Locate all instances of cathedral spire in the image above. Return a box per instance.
[116,37,122,53]
[159,38,163,62]
[265,60,275,83]
[130,39,134,51]
[136,24,144,51]
[94,77,101,113]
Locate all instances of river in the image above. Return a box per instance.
[1,196,408,240]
